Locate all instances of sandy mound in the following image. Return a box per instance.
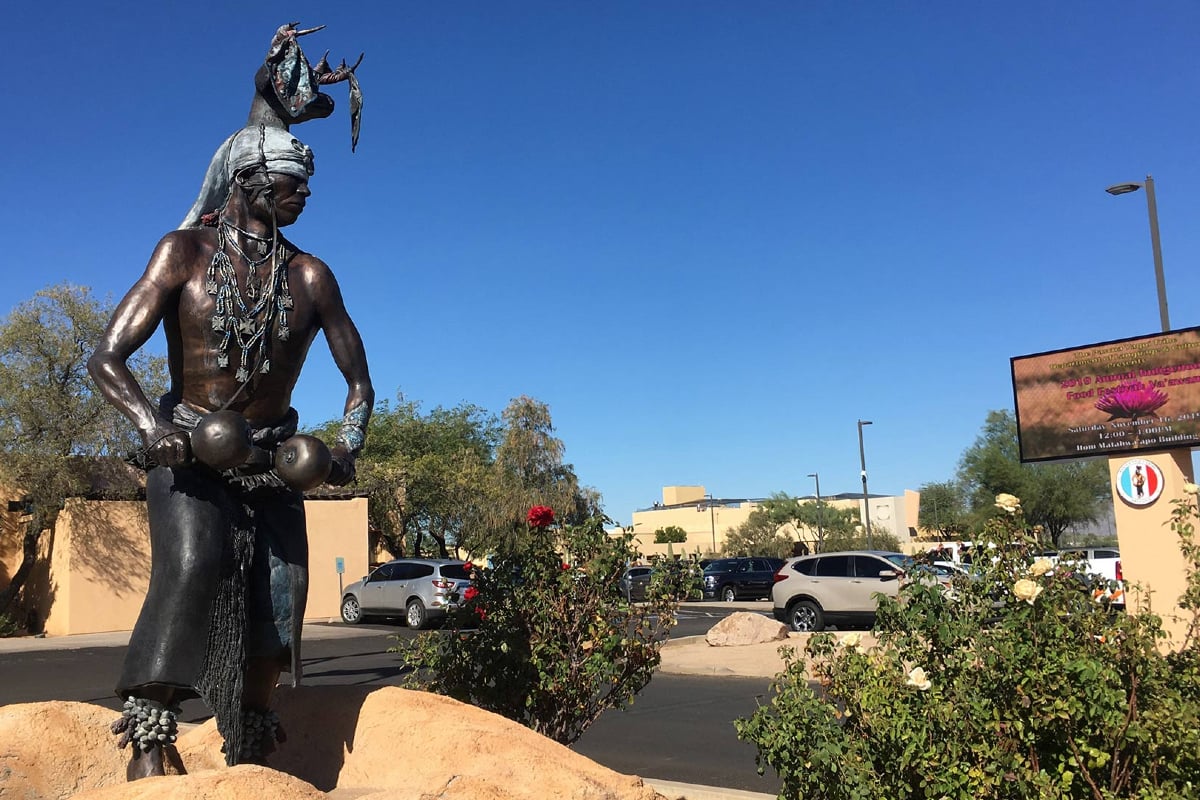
[0,686,666,800]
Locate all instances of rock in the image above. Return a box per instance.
[0,700,137,799]
[71,765,326,800]
[704,611,789,647]
[0,686,667,800]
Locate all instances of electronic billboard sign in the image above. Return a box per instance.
[1011,327,1200,462]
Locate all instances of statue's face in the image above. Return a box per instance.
[255,173,310,227]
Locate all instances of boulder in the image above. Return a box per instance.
[71,765,325,800]
[0,686,667,800]
[0,700,139,799]
[704,611,789,647]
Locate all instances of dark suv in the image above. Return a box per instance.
[702,557,785,601]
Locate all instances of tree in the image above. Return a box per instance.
[0,284,166,620]
[311,395,500,559]
[653,525,688,544]
[319,393,601,560]
[473,396,598,554]
[917,480,969,538]
[957,410,1110,547]
[722,510,795,558]
[757,492,860,553]
[820,525,900,554]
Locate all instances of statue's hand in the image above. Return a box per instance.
[327,445,356,486]
[142,425,193,468]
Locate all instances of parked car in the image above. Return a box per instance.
[771,550,910,632]
[619,566,654,602]
[620,561,703,602]
[1039,547,1124,607]
[702,557,786,602]
[340,558,474,629]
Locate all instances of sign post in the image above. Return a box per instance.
[335,556,345,597]
[1108,451,1194,644]
[1012,329,1200,647]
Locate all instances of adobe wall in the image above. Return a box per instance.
[304,497,370,620]
[3,496,368,637]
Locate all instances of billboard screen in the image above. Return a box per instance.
[1011,327,1200,462]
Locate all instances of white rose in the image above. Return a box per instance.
[839,632,862,649]
[1029,558,1053,577]
[1013,578,1044,604]
[994,493,1022,514]
[905,666,932,691]
[1184,483,1199,496]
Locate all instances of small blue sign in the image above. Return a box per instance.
[335,557,345,574]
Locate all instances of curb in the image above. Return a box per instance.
[646,778,776,800]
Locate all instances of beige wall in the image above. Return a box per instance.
[41,500,153,636]
[2,496,368,637]
[1109,450,1195,646]
[304,497,370,619]
[624,485,920,559]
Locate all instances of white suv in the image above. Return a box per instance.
[771,550,910,632]
[1040,547,1123,607]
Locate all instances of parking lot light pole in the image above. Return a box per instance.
[858,420,873,549]
[699,493,716,554]
[807,472,823,544]
[1106,176,1169,332]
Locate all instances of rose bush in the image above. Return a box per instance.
[398,511,681,744]
[736,494,1200,799]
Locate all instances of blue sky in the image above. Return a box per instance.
[5,2,1199,526]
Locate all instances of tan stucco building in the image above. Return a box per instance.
[622,485,923,559]
[1,465,369,637]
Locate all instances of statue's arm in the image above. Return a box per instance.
[309,258,374,484]
[88,234,193,467]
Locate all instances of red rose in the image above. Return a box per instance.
[463,586,479,602]
[527,506,555,528]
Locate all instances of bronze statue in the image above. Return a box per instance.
[87,23,373,779]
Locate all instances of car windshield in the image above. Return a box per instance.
[440,564,472,580]
[885,554,916,570]
[703,560,737,573]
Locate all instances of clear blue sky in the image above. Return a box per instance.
[5,2,1199,526]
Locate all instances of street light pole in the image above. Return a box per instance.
[806,472,823,547]
[857,420,873,549]
[701,493,716,554]
[1106,175,1169,332]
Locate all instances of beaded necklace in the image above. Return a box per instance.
[205,220,294,383]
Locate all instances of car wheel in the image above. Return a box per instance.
[788,600,823,632]
[406,599,428,630]
[341,595,363,625]
[721,586,736,603]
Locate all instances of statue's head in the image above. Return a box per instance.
[180,125,315,229]
[227,125,315,185]
[227,126,315,226]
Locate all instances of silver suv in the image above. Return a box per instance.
[340,558,473,629]
[771,550,910,632]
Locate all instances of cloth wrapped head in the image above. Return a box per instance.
[179,125,315,229]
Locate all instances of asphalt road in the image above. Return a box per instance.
[0,606,783,794]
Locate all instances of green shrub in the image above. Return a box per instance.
[0,612,21,638]
[736,492,1200,799]
[654,525,689,544]
[397,510,681,744]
